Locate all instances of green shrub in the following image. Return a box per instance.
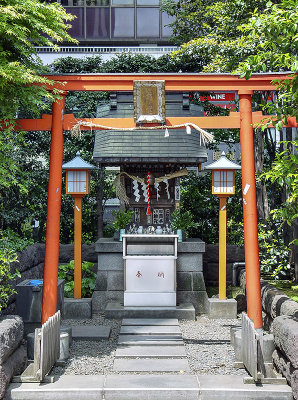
[170,209,199,237]
[0,247,20,312]
[112,210,134,230]
[0,229,34,252]
[58,260,96,298]
[258,222,291,280]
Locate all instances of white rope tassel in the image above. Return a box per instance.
[186,125,191,135]
[164,127,169,137]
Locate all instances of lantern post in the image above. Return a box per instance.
[62,152,96,299]
[205,152,241,299]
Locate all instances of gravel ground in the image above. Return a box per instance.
[52,313,248,376]
[52,313,121,375]
[180,315,249,376]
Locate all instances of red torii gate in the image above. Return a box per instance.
[14,72,297,329]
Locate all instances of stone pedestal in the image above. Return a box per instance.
[208,298,237,319]
[93,238,208,314]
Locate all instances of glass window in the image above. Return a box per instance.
[134,208,140,223]
[137,0,159,5]
[161,12,174,37]
[112,0,133,5]
[153,209,164,224]
[86,0,109,5]
[153,209,159,224]
[165,209,170,223]
[137,8,159,38]
[86,8,110,38]
[111,8,134,37]
[66,7,85,38]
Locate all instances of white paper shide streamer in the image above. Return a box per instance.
[154,182,160,200]
[142,182,148,202]
[133,180,140,202]
[163,179,170,199]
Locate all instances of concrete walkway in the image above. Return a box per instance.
[114,318,190,372]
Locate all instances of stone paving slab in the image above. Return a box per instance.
[118,335,184,346]
[104,374,199,400]
[115,345,187,358]
[114,358,190,372]
[72,325,111,340]
[6,374,293,400]
[120,325,181,335]
[122,318,179,326]
[6,375,104,400]
[197,374,293,400]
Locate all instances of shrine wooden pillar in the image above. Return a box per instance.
[238,90,263,329]
[41,94,66,325]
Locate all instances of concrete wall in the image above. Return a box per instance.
[239,270,298,400]
[93,238,209,313]
[0,316,27,399]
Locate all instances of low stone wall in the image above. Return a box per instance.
[203,244,245,285]
[239,270,298,399]
[0,316,27,399]
[4,241,245,315]
[4,243,97,315]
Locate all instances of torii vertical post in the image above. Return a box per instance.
[41,95,65,325]
[238,91,263,329]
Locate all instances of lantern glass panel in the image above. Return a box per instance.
[67,170,87,193]
[213,170,234,194]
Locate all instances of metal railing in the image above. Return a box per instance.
[35,46,178,54]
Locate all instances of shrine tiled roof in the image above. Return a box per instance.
[93,92,208,165]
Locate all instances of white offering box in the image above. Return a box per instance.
[122,234,178,307]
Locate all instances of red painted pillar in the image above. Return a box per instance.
[238,90,263,329]
[41,95,65,325]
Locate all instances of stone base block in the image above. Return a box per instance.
[177,291,208,314]
[208,298,237,319]
[64,298,92,319]
[105,302,195,320]
[92,291,123,312]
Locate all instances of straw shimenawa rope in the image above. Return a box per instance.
[70,121,214,145]
[114,169,189,205]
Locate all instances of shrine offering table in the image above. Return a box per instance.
[123,234,178,307]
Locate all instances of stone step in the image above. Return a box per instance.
[105,302,195,320]
[113,358,190,372]
[118,334,184,346]
[72,325,111,340]
[6,374,293,400]
[122,318,179,326]
[120,325,181,335]
[115,345,187,358]
[6,375,104,400]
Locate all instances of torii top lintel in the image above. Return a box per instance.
[43,72,292,92]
